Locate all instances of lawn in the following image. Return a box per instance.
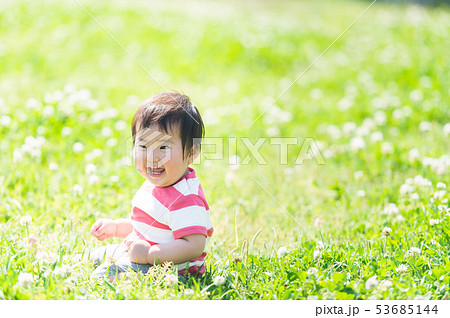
[0,0,449,300]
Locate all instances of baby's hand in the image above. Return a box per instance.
[90,218,117,241]
[127,239,151,264]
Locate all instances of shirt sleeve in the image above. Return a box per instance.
[167,196,208,239]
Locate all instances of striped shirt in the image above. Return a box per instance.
[125,167,213,275]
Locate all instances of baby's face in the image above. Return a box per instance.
[134,124,192,187]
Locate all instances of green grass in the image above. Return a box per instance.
[0,0,449,299]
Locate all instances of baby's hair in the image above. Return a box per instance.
[131,92,205,159]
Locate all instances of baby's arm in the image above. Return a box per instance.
[127,234,206,265]
[91,218,133,241]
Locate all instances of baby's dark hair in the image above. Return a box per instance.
[131,93,205,159]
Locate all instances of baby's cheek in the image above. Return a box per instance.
[134,150,145,166]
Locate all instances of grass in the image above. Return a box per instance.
[0,0,449,299]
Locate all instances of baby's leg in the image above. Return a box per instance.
[91,260,131,281]
[89,244,128,265]
[90,245,151,280]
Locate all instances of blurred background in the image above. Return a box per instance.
[0,0,449,256]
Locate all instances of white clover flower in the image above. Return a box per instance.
[266,126,280,137]
[101,127,113,137]
[326,125,341,139]
[355,126,370,137]
[77,88,91,100]
[382,203,399,215]
[26,98,41,110]
[436,182,446,189]
[338,97,354,111]
[342,122,357,135]
[381,227,392,237]
[88,175,100,185]
[49,162,59,171]
[408,247,421,257]
[19,215,32,226]
[43,105,55,117]
[277,246,288,258]
[17,272,34,287]
[381,142,394,155]
[362,118,375,130]
[374,111,387,125]
[429,219,440,225]
[378,279,393,291]
[411,193,419,200]
[72,184,84,196]
[263,105,292,125]
[433,190,446,200]
[310,88,323,100]
[64,83,76,93]
[164,274,178,286]
[54,265,71,278]
[413,175,432,188]
[65,276,77,286]
[106,138,117,147]
[21,136,46,157]
[213,275,226,286]
[35,251,58,264]
[365,275,379,290]
[402,106,412,116]
[110,175,120,183]
[61,127,72,136]
[370,131,383,142]
[443,123,450,136]
[430,239,440,246]
[313,249,321,259]
[0,115,11,126]
[225,171,235,188]
[408,148,420,162]
[85,163,97,175]
[316,241,325,250]
[392,109,404,120]
[91,148,103,157]
[354,170,364,180]
[323,149,335,159]
[90,108,119,124]
[396,264,408,274]
[307,267,319,276]
[283,167,295,176]
[184,288,195,296]
[115,120,127,131]
[85,149,103,161]
[72,142,84,153]
[419,121,432,132]
[356,190,366,199]
[350,136,366,151]
[313,217,322,227]
[400,183,415,195]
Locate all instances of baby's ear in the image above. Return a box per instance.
[187,144,200,164]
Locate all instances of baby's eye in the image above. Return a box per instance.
[160,145,169,150]
[138,145,147,149]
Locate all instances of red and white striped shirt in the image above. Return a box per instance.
[125,167,213,275]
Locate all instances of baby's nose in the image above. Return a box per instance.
[146,149,161,163]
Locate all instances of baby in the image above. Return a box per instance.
[89,93,213,279]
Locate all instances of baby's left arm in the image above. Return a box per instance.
[127,234,206,265]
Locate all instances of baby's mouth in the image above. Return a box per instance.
[147,167,165,177]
